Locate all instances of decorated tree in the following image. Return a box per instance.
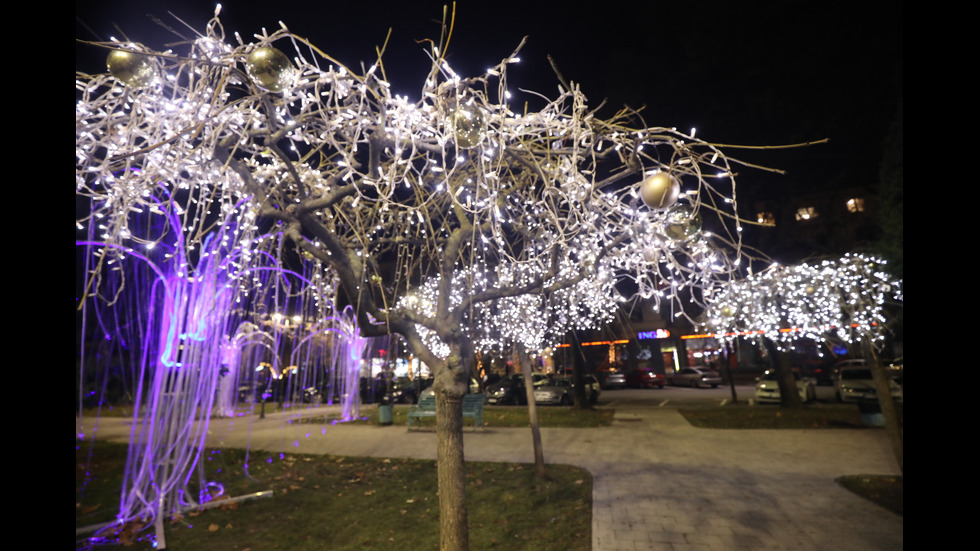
[76,193,365,547]
[701,254,903,469]
[77,7,759,548]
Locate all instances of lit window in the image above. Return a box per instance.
[795,207,818,221]
[846,198,865,213]
[756,211,775,225]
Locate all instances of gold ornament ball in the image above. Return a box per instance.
[642,246,660,263]
[805,285,816,295]
[660,205,702,243]
[721,306,735,317]
[107,50,156,88]
[451,103,488,148]
[247,46,293,92]
[639,172,680,210]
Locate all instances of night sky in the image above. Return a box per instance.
[77,0,903,250]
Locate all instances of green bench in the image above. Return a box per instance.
[407,393,485,429]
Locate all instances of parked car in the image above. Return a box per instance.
[596,369,627,390]
[799,361,836,386]
[485,373,548,405]
[625,368,665,389]
[533,375,600,405]
[389,376,430,404]
[533,376,575,405]
[667,367,722,388]
[302,386,321,403]
[486,377,525,405]
[754,370,815,404]
[834,359,866,371]
[887,357,903,386]
[835,362,903,404]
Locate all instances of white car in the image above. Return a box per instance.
[835,362,903,404]
[754,370,815,404]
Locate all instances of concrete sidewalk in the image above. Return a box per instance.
[81,402,902,550]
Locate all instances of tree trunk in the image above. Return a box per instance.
[771,344,803,409]
[865,341,903,474]
[517,345,546,478]
[435,388,469,551]
[569,334,590,409]
[723,346,739,403]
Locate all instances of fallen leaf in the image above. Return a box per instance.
[209,524,220,532]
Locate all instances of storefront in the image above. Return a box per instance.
[553,328,683,376]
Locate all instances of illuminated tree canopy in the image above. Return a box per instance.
[76,7,769,548]
[398,257,621,360]
[700,253,903,350]
[76,7,758,387]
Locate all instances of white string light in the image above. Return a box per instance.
[700,254,903,350]
[77,9,779,540]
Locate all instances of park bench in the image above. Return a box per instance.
[407,393,484,429]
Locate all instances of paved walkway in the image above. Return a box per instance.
[80,401,903,550]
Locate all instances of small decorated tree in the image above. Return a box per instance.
[701,254,903,469]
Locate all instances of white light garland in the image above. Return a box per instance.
[76,9,781,539]
[701,254,903,350]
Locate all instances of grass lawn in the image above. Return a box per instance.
[76,441,592,550]
[290,403,616,428]
[676,402,903,429]
[79,403,616,428]
[75,405,609,549]
[835,474,903,516]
